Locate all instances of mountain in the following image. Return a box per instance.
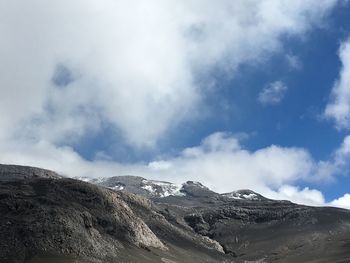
[1,164,350,262]
[77,176,185,198]
[221,189,268,201]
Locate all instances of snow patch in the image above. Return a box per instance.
[75,176,105,184]
[141,180,185,197]
[142,184,155,193]
[223,192,260,200]
[110,185,125,191]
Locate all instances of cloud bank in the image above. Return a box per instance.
[331,194,350,209]
[1,132,349,207]
[0,0,338,147]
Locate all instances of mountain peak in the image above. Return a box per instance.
[184,181,208,188]
[221,189,267,201]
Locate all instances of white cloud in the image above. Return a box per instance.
[266,185,326,206]
[148,161,173,171]
[334,134,350,164]
[143,132,343,198]
[1,131,350,209]
[286,54,303,70]
[2,133,314,192]
[325,37,350,129]
[0,0,339,147]
[331,193,350,209]
[258,81,288,105]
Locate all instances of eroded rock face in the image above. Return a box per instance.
[0,167,229,263]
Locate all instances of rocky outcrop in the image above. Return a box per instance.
[0,177,168,263]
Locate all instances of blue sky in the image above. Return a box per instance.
[74,2,350,159]
[1,1,350,208]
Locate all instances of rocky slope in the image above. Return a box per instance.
[78,174,350,262]
[0,164,61,181]
[0,165,230,263]
[2,164,350,262]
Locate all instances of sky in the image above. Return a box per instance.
[1,0,350,208]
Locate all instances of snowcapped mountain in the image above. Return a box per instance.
[140,180,185,197]
[76,175,186,198]
[76,176,268,202]
[76,176,227,199]
[221,189,266,201]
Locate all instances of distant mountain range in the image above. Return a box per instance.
[1,164,350,262]
[76,175,267,201]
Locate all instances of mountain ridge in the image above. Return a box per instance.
[77,175,275,203]
[1,164,350,262]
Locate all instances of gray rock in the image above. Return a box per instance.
[0,164,61,181]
